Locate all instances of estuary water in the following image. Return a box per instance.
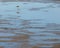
[0,1,60,48]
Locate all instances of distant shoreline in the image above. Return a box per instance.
[0,0,60,3]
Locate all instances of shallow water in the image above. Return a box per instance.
[0,1,60,48]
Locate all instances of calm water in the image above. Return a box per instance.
[0,2,60,48]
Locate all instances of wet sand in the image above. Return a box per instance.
[53,44,60,48]
[0,46,4,48]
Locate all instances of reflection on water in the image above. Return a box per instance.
[0,2,60,48]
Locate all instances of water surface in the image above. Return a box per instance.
[0,1,60,48]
